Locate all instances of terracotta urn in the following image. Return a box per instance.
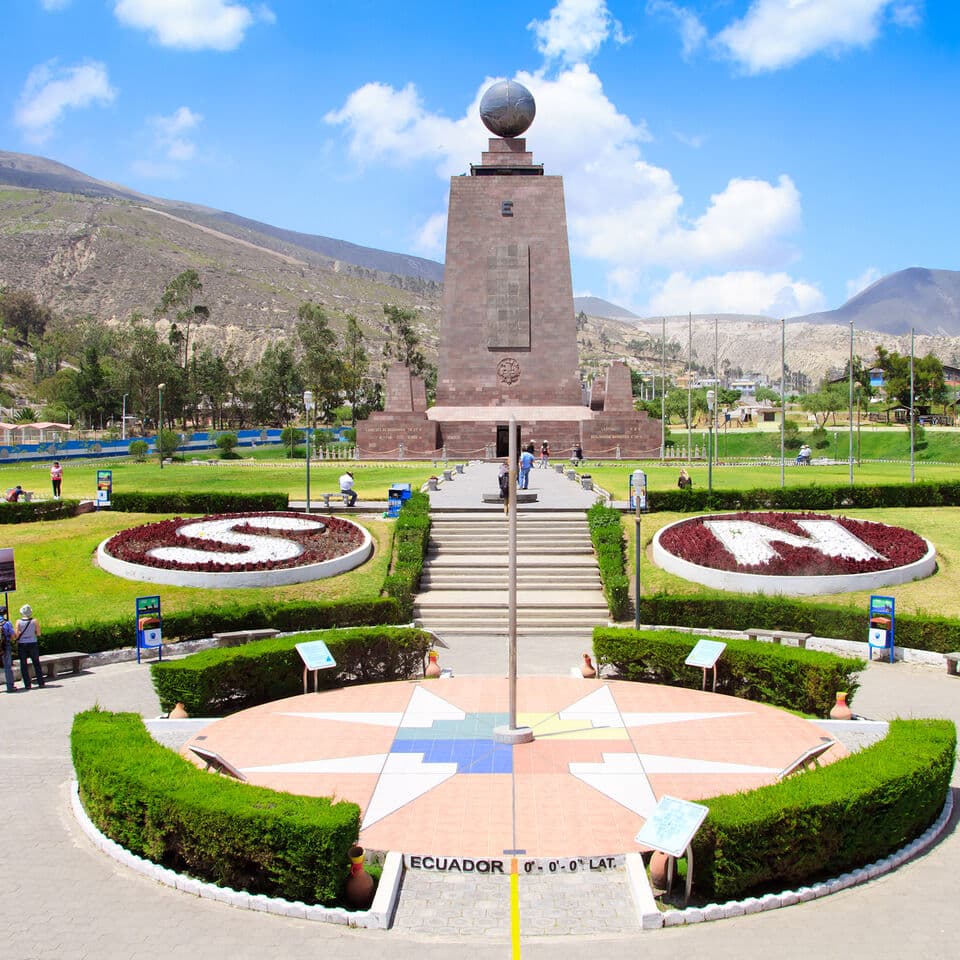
[649,850,671,889]
[345,845,375,909]
[580,653,597,679]
[169,702,189,719]
[425,650,441,679]
[829,691,853,720]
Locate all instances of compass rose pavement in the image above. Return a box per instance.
[183,676,841,858]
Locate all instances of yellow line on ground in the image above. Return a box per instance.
[510,857,521,958]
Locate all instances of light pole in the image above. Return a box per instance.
[855,383,862,465]
[706,389,715,496]
[157,383,165,470]
[303,390,315,514]
[122,393,129,440]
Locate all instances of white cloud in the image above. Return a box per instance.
[646,271,826,317]
[715,0,920,74]
[413,211,447,258]
[136,106,203,176]
[845,266,882,301]
[646,1,707,59]
[40,0,72,10]
[113,0,272,51]
[528,0,627,64]
[13,60,116,143]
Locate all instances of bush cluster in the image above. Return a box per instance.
[71,708,359,905]
[693,718,955,899]
[588,501,629,619]
[111,492,289,513]
[593,627,863,716]
[383,492,431,615]
[636,594,960,655]
[646,479,960,513]
[150,626,433,715]
[0,498,80,523]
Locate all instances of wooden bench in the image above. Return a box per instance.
[945,652,960,676]
[13,651,87,682]
[481,491,539,503]
[745,628,812,649]
[213,628,281,647]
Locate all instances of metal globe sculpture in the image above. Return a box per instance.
[479,80,536,138]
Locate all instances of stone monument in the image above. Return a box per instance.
[357,79,660,459]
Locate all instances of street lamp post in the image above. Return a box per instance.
[706,389,715,496]
[303,390,315,514]
[157,383,165,470]
[122,393,129,441]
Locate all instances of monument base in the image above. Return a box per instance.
[355,413,439,459]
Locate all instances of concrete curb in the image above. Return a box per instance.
[70,780,402,929]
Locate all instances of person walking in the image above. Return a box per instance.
[1,606,15,693]
[539,439,550,469]
[519,444,535,489]
[14,604,43,689]
[498,460,510,516]
[50,461,63,499]
[339,471,357,507]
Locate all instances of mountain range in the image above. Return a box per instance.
[1,150,959,379]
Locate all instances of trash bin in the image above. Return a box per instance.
[388,483,412,501]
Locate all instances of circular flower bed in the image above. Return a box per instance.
[653,512,936,596]
[98,512,373,589]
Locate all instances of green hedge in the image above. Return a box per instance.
[645,479,960,513]
[0,498,81,523]
[692,718,955,899]
[110,492,289,513]
[636,594,960,655]
[71,708,359,905]
[150,626,433,715]
[588,501,629,619]
[593,627,863,716]
[383,492,431,615]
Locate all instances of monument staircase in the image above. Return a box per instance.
[412,510,609,646]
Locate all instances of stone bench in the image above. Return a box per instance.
[945,652,960,676]
[443,469,454,481]
[745,628,812,649]
[13,651,87,682]
[481,491,539,503]
[213,629,281,647]
[317,492,349,508]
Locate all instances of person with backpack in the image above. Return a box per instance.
[1,606,15,693]
[14,604,43,689]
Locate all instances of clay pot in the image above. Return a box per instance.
[345,845,375,909]
[169,702,189,719]
[580,653,597,679]
[425,650,441,679]
[649,850,671,889]
[829,691,853,720]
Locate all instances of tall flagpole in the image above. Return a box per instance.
[661,317,666,458]
[780,318,786,488]
[714,316,719,464]
[849,320,854,486]
[687,312,692,463]
[910,328,916,484]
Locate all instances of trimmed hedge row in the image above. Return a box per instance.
[588,501,629,620]
[593,627,863,716]
[693,718,955,899]
[383,492,431,613]
[71,708,359,905]
[0,498,82,523]
[111,492,289,513]
[646,479,960,513]
[150,626,433,715]
[636,594,960,655]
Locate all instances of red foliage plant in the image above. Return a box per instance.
[658,512,929,577]
[103,512,365,573]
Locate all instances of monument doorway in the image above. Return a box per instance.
[496,424,522,458]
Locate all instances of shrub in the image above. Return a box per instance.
[214,432,239,456]
[693,719,955,899]
[588,501,629,619]
[593,627,863,716]
[0,498,80,524]
[110,492,288,513]
[128,439,149,460]
[150,626,432,715]
[72,708,359,905]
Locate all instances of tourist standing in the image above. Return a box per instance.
[1,606,15,693]
[50,461,63,499]
[498,461,510,516]
[519,445,535,489]
[339,471,358,507]
[14,604,43,690]
[539,440,550,469]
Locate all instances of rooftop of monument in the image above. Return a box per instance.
[427,404,594,422]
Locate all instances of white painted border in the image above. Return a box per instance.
[70,781,401,928]
[652,515,936,596]
[96,516,373,588]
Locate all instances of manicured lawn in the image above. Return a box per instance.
[3,511,392,629]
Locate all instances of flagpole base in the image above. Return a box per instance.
[493,725,534,744]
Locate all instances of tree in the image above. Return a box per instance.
[755,386,781,405]
[128,439,149,461]
[382,303,436,401]
[155,270,204,367]
[801,383,848,427]
[873,346,945,409]
[340,314,369,426]
[246,341,302,425]
[0,288,52,342]
[157,428,182,460]
[215,432,239,457]
[296,302,342,419]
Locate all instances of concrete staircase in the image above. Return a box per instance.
[413,511,609,642]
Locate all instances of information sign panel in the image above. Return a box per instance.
[635,795,709,859]
[685,639,726,670]
[96,469,113,508]
[296,639,337,671]
[0,547,15,593]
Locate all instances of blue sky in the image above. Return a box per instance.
[2,1,957,318]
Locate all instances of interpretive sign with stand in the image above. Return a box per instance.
[868,595,895,663]
[636,795,709,905]
[685,639,725,692]
[96,470,112,509]
[189,745,247,780]
[135,595,162,663]
[296,638,337,693]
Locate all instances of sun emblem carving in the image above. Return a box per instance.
[497,357,521,384]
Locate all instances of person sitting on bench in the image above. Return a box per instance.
[677,468,692,490]
[339,471,358,506]
[796,443,812,465]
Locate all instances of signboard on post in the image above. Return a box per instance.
[868,595,895,663]
[636,795,710,905]
[0,548,16,593]
[96,469,113,509]
[135,595,162,663]
[685,639,725,691]
[296,638,337,693]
